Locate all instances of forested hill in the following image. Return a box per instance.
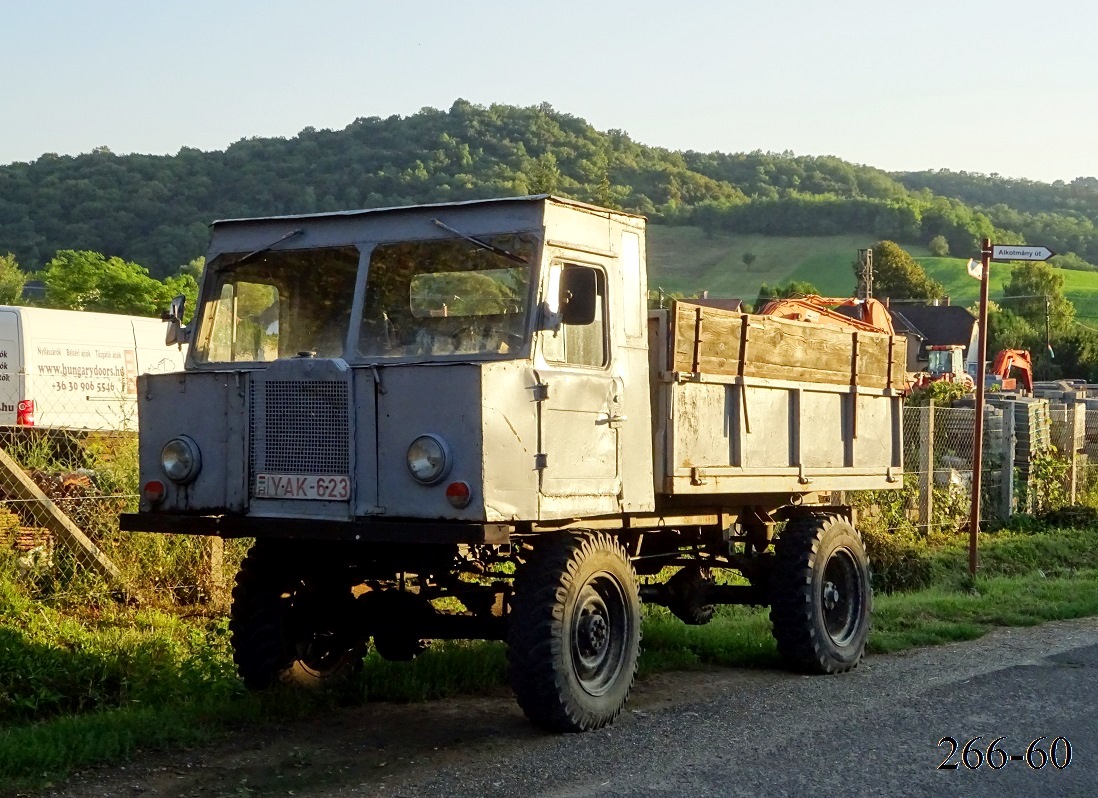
[1,99,1096,279]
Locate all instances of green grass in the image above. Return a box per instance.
[645,225,1098,313]
[646,226,888,300]
[2,525,1098,791]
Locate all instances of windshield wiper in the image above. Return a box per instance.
[431,219,527,264]
[222,228,305,271]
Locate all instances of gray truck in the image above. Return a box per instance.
[122,195,905,732]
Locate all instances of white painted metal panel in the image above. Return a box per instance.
[740,385,794,468]
[539,370,619,496]
[800,391,848,469]
[376,365,486,520]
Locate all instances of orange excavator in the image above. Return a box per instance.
[911,344,975,392]
[754,295,896,336]
[757,294,1034,396]
[988,348,1034,394]
[756,295,964,394]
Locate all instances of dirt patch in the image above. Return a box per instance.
[38,670,746,798]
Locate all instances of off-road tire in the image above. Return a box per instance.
[665,565,715,626]
[507,532,641,733]
[768,513,872,674]
[230,540,364,689]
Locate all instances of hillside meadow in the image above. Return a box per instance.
[647,226,1098,315]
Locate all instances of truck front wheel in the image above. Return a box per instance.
[508,532,641,732]
[229,540,365,689]
[768,513,872,674]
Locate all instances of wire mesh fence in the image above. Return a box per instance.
[0,428,248,608]
[0,396,1094,608]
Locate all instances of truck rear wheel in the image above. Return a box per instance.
[665,565,715,626]
[230,540,365,689]
[768,513,871,674]
[361,589,432,662]
[508,532,641,732]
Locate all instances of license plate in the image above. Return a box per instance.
[254,474,350,501]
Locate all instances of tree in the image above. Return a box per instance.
[987,308,1038,353]
[755,280,819,310]
[529,152,561,195]
[38,250,192,317]
[180,256,204,280]
[741,252,757,270]
[867,241,943,301]
[0,253,27,305]
[928,235,950,256]
[1001,260,1075,338]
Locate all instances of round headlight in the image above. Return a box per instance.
[161,436,201,483]
[407,434,451,485]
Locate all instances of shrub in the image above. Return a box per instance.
[861,524,933,593]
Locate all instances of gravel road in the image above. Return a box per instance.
[46,617,1098,798]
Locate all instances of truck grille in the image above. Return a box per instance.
[250,380,350,477]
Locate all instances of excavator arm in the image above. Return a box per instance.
[755,295,896,336]
[990,349,1034,393]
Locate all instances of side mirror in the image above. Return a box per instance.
[560,268,597,326]
[161,294,189,346]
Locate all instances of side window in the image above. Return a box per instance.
[206,281,280,362]
[543,264,608,368]
[621,231,644,338]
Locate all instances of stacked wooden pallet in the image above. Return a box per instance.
[0,506,18,547]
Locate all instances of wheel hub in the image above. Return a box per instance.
[578,612,609,656]
[570,575,631,697]
[822,548,861,645]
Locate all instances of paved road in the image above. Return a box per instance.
[357,618,1098,798]
[46,618,1098,798]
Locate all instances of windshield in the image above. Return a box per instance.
[193,246,360,364]
[357,234,536,359]
[928,349,953,375]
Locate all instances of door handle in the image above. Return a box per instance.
[608,413,628,428]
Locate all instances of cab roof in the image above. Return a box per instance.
[211,194,645,228]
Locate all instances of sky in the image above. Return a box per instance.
[3,0,1096,182]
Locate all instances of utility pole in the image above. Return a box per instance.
[969,242,1055,577]
[1045,295,1053,360]
[969,239,992,577]
[856,248,873,300]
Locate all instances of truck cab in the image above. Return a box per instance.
[132,196,653,531]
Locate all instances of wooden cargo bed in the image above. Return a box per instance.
[648,301,906,496]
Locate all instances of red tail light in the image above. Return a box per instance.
[16,400,34,426]
[143,480,166,503]
[445,481,472,509]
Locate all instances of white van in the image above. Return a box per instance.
[0,306,186,430]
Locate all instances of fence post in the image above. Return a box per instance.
[1001,400,1016,518]
[199,536,225,603]
[1071,403,1086,504]
[918,400,934,534]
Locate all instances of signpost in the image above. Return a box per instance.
[968,241,1055,576]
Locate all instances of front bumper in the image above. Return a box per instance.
[119,512,513,544]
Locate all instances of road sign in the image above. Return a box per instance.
[990,244,1055,262]
[966,257,984,280]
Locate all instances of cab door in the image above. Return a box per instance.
[536,262,622,501]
